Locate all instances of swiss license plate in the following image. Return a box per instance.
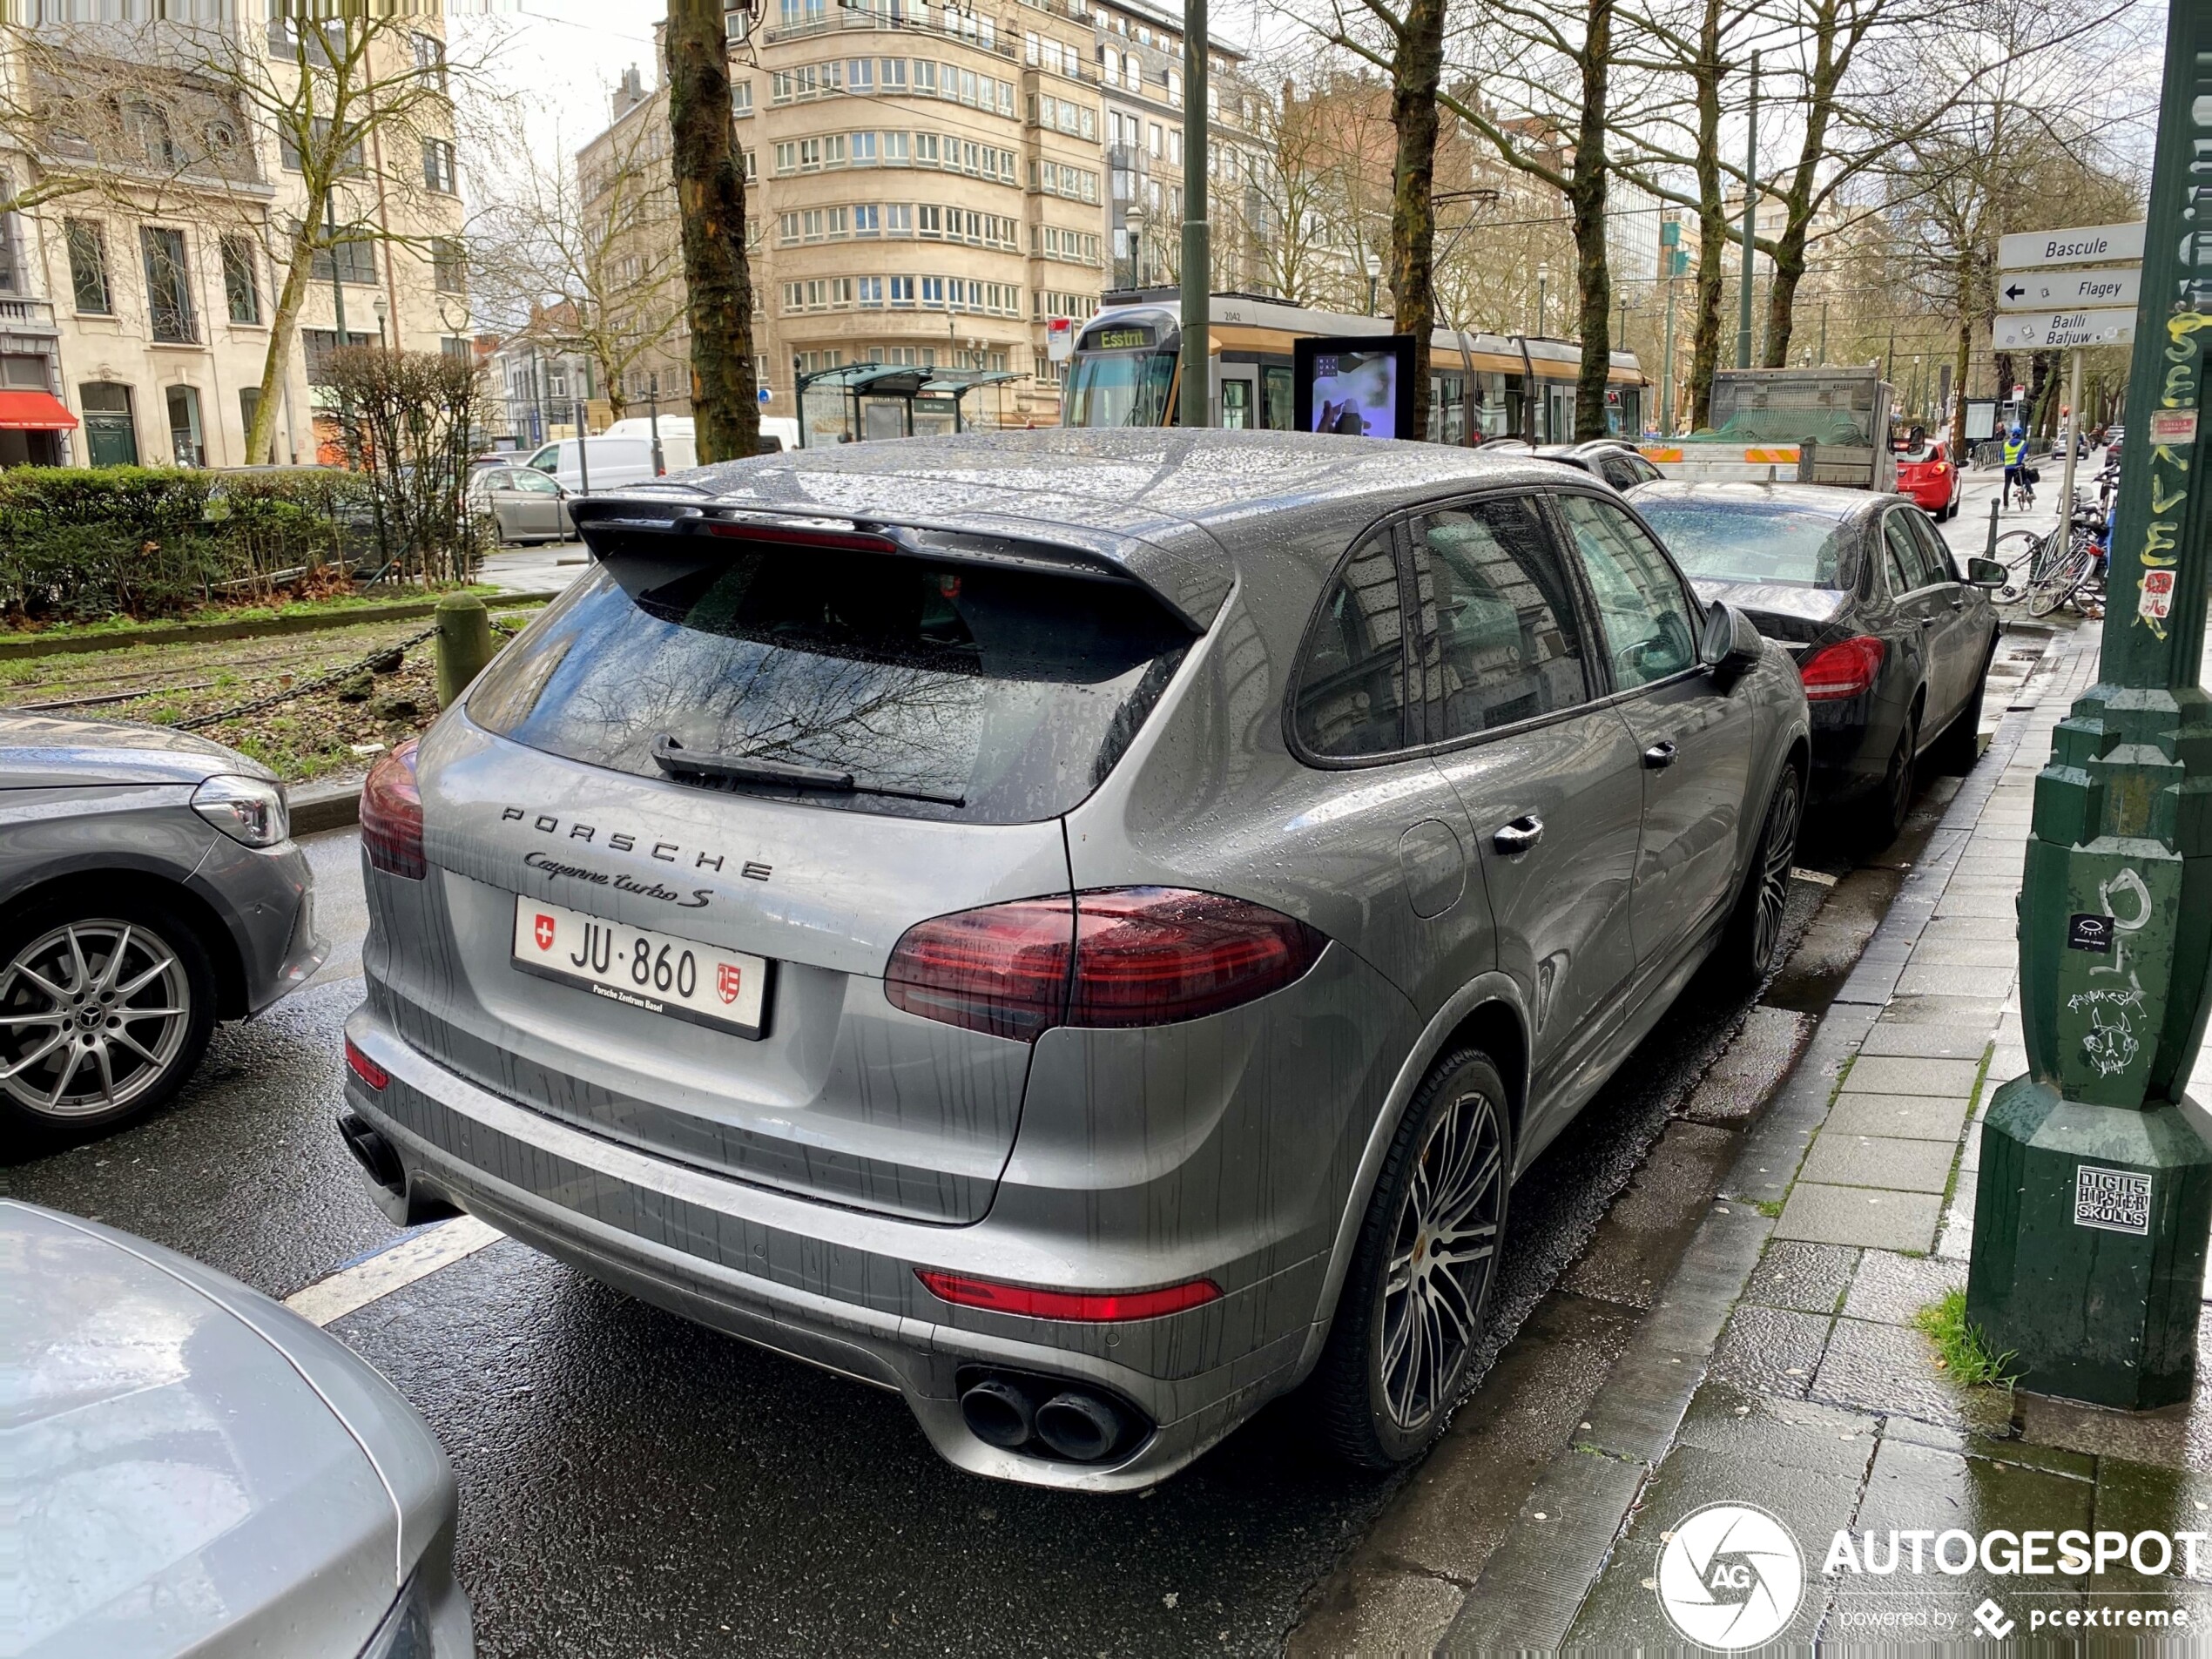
[510,894,771,1040]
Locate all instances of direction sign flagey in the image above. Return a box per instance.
[1996,222,2147,269]
[1998,266,2141,312]
[1992,308,2135,350]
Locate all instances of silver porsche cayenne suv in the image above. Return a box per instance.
[338,430,1809,1489]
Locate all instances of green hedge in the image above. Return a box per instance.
[0,466,376,623]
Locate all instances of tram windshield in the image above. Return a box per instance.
[1062,348,1178,428]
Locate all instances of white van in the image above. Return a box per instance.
[523,436,657,493]
[599,414,799,462]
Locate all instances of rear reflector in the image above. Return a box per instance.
[916,1269,1221,1322]
[360,739,425,879]
[1798,635,1886,701]
[884,887,1325,1041]
[344,1037,388,1091]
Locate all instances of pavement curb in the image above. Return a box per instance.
[292,776,364,835]
[1436,624,2101,1650]
[0,590,558,663]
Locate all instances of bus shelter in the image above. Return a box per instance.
[794,364,1026,446]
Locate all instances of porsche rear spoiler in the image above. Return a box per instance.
[568,491,1210,633]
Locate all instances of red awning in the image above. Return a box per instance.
[0,390,78,432]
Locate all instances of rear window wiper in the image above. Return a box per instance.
[651,734,965,807]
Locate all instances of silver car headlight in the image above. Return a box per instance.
[360,1573,437,1659]
[191,774,290,848]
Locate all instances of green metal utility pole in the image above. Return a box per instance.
[1177,0,1209,429]
[1966,3,2212,1409]
[1736,50,1758,370]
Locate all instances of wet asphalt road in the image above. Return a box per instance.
[3,820,1862,1657]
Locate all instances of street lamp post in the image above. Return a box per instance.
[1176,0,1209,430]
[372,293,388,350]
[1536,264,1548,338]
[1737,50,1759,369]
[1364,252,1381,319]
[1964,3,2212,1410]
[646,372,665,476]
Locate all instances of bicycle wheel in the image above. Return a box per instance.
[1992,530,2043,602]
[2027,541,2092,617]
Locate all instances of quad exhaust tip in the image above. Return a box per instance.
[958,1370,1140,1464]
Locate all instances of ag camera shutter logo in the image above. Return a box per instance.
[1656,1502,1805,1649]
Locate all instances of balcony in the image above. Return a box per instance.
[0,297,59,335]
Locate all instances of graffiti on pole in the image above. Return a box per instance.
[2135,315,2211,639]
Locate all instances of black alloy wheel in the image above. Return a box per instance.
[1314,1048,1512,1469]
[1723,765,1804,982]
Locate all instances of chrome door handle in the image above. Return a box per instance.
[1493,815,1544,854]
[1642,741,1678,769]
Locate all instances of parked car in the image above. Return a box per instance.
[1494,438,1666,492]
[1633,482,2002,845]
[522,435,658,493]
[1894,440,1966,520]
[337,430,1808,1490]
[468,465,574,545]
[0,717,324,1142]
[597,414,802,462]
[4,1198,471,1655]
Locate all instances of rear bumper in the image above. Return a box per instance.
[340,1004,1323,1491]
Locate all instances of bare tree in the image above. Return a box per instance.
[665,0,756,462]
[469,104,685,421]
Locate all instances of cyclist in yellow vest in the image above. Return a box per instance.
[2003,426,2034,511]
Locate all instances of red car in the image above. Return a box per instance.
[1896,442,1965,520]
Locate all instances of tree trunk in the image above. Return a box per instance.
[1387,0,1447,441]
[246,206,326,466]
[1760,210,1810,368]
[1685,0,1725,429]
[665,0,758,462]
[1569,0,1614,439]
[1947,294,1972,460]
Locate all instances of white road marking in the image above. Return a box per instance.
[286,1215,503,1327]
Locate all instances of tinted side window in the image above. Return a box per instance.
[1556,493,1700,688]
[1294,532,1407,758]
[1907,511,1957,583]
[1410,496,1590,738]
[1883,515,1925,594]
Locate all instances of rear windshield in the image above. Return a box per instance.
[1635,499,1858,590]
[467,544,1192,824]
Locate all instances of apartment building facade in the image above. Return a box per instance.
[0,13,467,469]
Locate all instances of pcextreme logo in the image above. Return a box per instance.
[1656,1502,1806,1649]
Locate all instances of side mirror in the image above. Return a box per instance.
[1966,557,2008,588]
[1701,600,1767,685]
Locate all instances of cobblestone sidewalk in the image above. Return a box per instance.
[1444,620,2212,1650]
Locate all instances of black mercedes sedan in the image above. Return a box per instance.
[1634,482,2003,846]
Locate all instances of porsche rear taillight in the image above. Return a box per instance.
[1799,635,1886,701]
[884,888,1325,1041]
[361,738,425,879]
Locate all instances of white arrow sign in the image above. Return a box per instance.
[1997,266,2141,312]
[1992,308,2135,350]
[1997,223,2145,270]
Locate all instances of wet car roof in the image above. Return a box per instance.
[612,429,1580,628]
[1634,480,1888,523]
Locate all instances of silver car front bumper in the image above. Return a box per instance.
[341,1007,1325,1491]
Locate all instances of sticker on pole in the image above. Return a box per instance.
[2067,914,2114,953]
[2074,1166,2152,1236]
[2140,569,2176,622]
[2148,409,2197,445]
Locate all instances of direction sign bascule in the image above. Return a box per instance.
[1993,221,2147,354]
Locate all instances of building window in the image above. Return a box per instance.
[431,235,466,294]
[280,117,362,175]
[302,328,374,384]
[221,235,260,324]
[311,233,377,286]
[65,219,111,315]
[140,226,197,344]
[422,138,457,193]
[442,336,471,361]
[734,79,754,118]
[412,31,447,92]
